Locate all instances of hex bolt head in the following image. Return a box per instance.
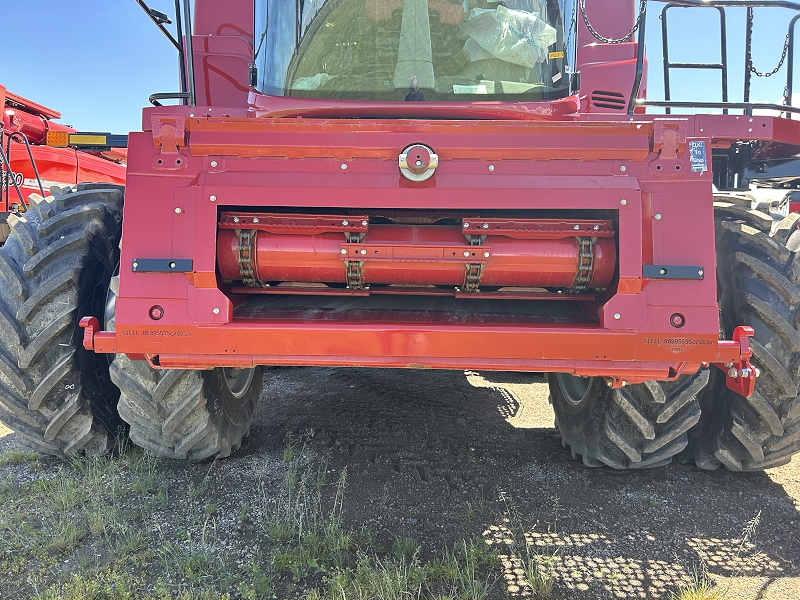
[209,195,216,202]
[620,165,627,172]
[483,251,490,258]
[175,207,182,214]
[463,222,470,228]
[613,313,621,320]
[210,161,218,167]
[593,224,600,231]
[620,199,627,205]
[340,249,347,255]
[342,220,349,226]
[213,307,220,315]
[728,367,738,378]
[755,367,761,377]
[233,217,240,223]
[573,224,580,230]
[133,262,138,269]
[655,213,662,220]
[698,269,704,276]
[341,163,348,170]
[361,220,368,226]
[253,217,260,223]
[360,249,367,255]
[463,251,470,257]
[488,165,495,172]
[482,223,489,229]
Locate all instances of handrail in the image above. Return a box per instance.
[629,0,800,115]
[0,126,26,207]
[5,132,44,197]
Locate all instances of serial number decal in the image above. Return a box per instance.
[664,338,713,345]
[120,329,191,337]
[642,337,713,346]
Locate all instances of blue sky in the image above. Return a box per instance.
[3,1,799,133]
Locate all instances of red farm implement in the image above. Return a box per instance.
[2,0,800,471]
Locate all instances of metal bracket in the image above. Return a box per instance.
[132,258,193,272]
[712,326,757,397]
[643,265,705,280]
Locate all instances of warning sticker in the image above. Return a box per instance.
[549,51,565,59]
[689,140,708,172]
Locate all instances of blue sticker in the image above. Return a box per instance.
[689,140,708,173]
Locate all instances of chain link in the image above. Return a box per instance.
[237,230,257,287]
[580,0,648,45]
[749,32,790,78]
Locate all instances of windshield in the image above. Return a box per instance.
[254,0,577,102]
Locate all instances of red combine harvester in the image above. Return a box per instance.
[2,0,799,470]
[0,85,126,235]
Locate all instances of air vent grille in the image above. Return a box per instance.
[591,90,626,110]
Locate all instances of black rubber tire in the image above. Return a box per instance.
[682,203,800,471]
[0,184,123,455]
[548,370,708,469]
[111,354,263,460]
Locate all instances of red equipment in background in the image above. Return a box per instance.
[0,84,126,215]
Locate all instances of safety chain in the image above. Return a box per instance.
[462,234,486,293]
[237,229,257,287]
[570,237,595,293]
[749,32,790,78]
[579,0,647,45]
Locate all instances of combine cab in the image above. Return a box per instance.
[2,0,800,471]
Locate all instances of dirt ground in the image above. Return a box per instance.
[2,367,799,599]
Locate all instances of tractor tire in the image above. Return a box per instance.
[0,184,123,455]
[548,370,708,469]
[111,353,263,460]
[681,203,800,471]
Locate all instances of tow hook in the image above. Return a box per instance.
[713,326,757,397]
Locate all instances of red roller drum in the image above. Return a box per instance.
[218,224,616,290]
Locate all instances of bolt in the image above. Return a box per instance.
[620,165,627,172]
[210,195,216,202]
[464,222,470,229]
[728,367,738,378]
[482,223,489,229]
[613,313,621,320]
[175,207,182,214]
[360,249,367,255]
[620,199,627,205]
[340,249,347,255]
[593,224,600,231]
[233,217,240,223]
[621,380,628,387]
[574,224,580,230]
[341,163,347,170]
[415,160,422,167]
[755,367,761,377]
[210,161,218,167]
[483,251,490,258]
[749,128,753,132]
[189,113,194,117]
[655,213,662,220]
[342,220,349,226]
[605,377,614,387]
[361,220,368,226]
[213,307,220,315]
[489,165,495,172]
[698,269,704,276]
[133,262,138,269]
[464,251,470,257]
[253,217,260,223]
[660,268,667,275]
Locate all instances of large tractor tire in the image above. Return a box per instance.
[548,370,708,469]
[682,203,800,471]
[0,184,123,454]
[111,353,263,460]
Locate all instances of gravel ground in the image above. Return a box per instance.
[1,367,799,599]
